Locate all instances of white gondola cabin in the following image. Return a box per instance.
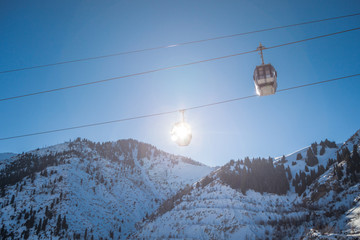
[253,43,277,96]
[171,110,192,146]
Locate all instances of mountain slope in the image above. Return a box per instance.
[2,130,360,240]
[0,138,213,239]
[0,153,16,171]
[133,180,306,239]
[134,130,360,240]
[300,130,360,239]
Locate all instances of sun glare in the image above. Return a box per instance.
[171,121,192,146]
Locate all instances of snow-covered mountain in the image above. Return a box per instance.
[300,130,360,239]
[0,138,213,239]
[134,130,360,239]
[1,130,360,239]
[133,179,306,239]
[0,153,16,171]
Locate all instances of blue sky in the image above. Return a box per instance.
[1,0,360,166]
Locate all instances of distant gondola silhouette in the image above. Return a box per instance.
[253,43,277,96]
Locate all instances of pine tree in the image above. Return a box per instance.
[62,215,68,230]
[296,153,302,160]
[306,148,319,167]
[23,229,30,239]
[0,186,5,198]
[42,218,48,231]
[325,139,337,148]
[55,214,62,235]
[36,218,42,235]
[317,165,325,176]
[326,158,335,169]
[335,165,343,180]
[286,166,292,180]
[352,144,360,172]
[45,206,49,218]
[244,157,251,167]
[342,147,351,161]
[25,214,35,229]
[337,152,342,163]
[346,149,356,182]
[311,142,318,155]
[1,224,7,239]
[320,145,325,155]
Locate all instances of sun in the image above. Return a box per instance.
[170,121,192,146]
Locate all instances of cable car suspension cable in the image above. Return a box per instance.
[1,12,360,74]
[1,27,359,103]
[0,73,359,141]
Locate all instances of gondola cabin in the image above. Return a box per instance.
[253,63,277,96]
[253,43,278,96]
[171,121,192,146]
[171,110,192,146]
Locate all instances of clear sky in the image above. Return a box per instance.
[1,0,360,167]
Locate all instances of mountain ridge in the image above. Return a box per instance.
[1,130,360,239]
[134,130,360,239]
[0,138,213,239]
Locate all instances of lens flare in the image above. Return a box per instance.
[171,121,192,146]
